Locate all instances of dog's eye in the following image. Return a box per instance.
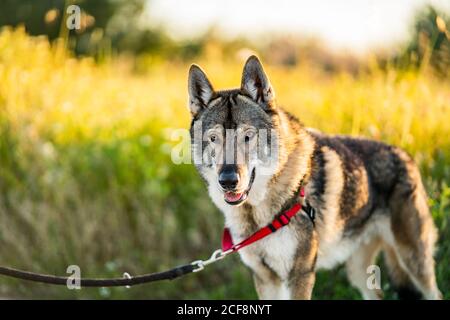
[244,131,255,143]
[209,134,217,143]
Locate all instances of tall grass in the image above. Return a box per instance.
[0,27,449,299]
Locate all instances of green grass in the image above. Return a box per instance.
[0,28,448,299]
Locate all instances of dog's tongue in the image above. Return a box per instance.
[224,192,243,203]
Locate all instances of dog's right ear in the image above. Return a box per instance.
[188,64,214,117]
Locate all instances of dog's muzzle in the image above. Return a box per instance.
[223,168,255,205]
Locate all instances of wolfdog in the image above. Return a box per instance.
[187,55,441,300]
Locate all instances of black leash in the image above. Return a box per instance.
[0,248,230,288]
[0,264,196,287]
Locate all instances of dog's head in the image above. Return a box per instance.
[188,56,283,207]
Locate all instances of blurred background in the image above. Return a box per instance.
[0,0,449,299]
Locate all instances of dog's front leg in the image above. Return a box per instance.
[288,220,318,300]
[252,266,286,300]
[288,269,316,299]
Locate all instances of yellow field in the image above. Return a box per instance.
[2,29,449,155]
[0,27,449,299]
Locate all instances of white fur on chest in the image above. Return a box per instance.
[236,226,298,280]
[220,199,299,281]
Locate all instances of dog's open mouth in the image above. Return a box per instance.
[224,169,255,205]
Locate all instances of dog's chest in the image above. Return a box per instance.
[234,226,298,280]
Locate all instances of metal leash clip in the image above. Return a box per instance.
[123,272,132,288]
[191,249,233,272]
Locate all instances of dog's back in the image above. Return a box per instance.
[307,130,439,299]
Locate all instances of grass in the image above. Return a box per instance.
[0,27,449,299]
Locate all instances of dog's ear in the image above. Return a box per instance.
[188,64,214,117]
[241,55,275,108]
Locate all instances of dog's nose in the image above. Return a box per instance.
[219,166,240,190]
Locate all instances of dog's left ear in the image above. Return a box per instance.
[241,55,275,108]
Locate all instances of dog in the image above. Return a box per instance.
[187,55,441,300]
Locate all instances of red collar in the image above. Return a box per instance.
[221,187,307,252]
